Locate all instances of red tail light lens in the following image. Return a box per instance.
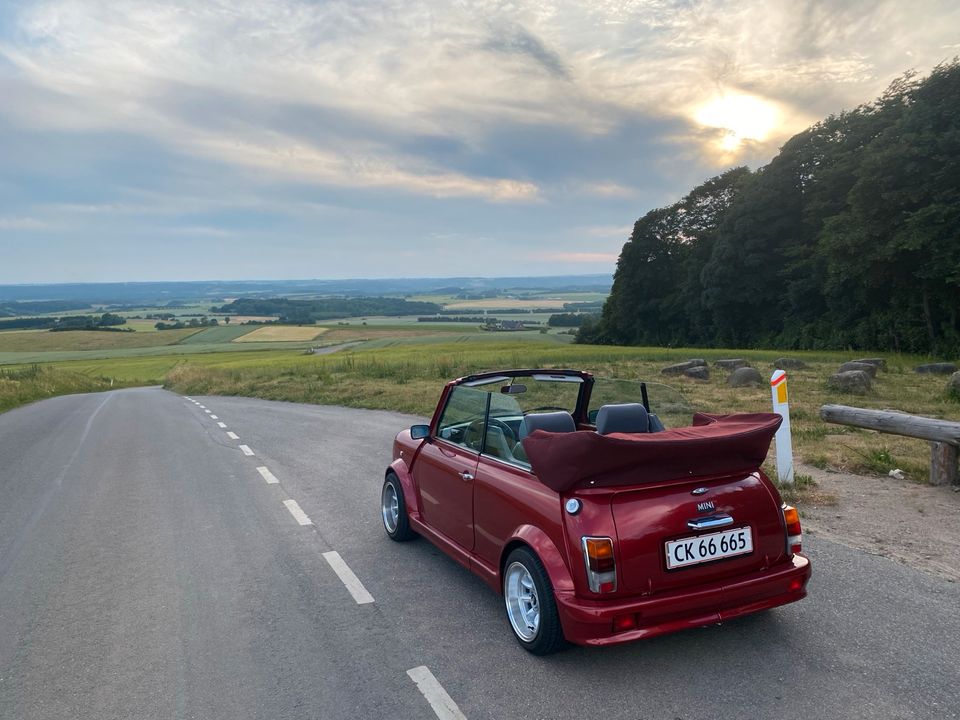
[783,505,802,555]
[582,537,617,593]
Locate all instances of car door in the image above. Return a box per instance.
[415,386,485,551]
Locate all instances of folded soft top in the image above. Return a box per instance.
[520,412,783,493]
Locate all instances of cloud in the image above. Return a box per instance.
[582,225,632,238]
[484,23,570,80]
[532,251,620,264]
[2,0,959,282]
[0,216,50,230]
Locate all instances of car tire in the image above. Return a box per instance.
[381,473,416,542]
[503,547,566,655]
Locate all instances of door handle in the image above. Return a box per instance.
[459,471,474,481]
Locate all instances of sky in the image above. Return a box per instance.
[1,0,958,283]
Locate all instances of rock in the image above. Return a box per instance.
[839,361,877,378]
[774,357,807,370]
[915,362,958,375]
[728,367,763,388]
[714,359,749,370]
[661,359,707,375]
[852,357,886,370]
[683,366,710,380]
[827,370,872,394]
[948,371,960,399]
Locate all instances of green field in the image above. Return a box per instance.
[178,325,257,343]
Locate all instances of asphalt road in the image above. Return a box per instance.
[0,388,957,720]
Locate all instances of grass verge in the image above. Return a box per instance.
[0,365,124,414]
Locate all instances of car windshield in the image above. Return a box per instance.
[587,377,694,429]
[465,374,583,419]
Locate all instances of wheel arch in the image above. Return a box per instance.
[386,460,420,516]
[499,525,574,595]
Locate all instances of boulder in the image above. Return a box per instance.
[948,371,960,399]
[774,357,807,370]
[915,362,958,375]
[728,367,763,388]
[827,370,872,395]
[839,361,877,378]
[661,359,708,376]
[714,359,749,371]
[683,366,710,381]
[852,357,886,370]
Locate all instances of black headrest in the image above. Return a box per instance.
[595,403,649,435]
[519,411,576,440]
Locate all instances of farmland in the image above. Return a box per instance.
[2,286,956,485]
[234,326,328,342]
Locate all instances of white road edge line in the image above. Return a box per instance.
[283,499,312,526]
[322,551,375,605]
[227,431,240,440]
[256,466,279,484]
[406,666,467,720]
[239,444,254,456]
[217,422,227,428]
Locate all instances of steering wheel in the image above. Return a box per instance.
[462,418,516,450]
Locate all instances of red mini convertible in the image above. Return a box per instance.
[381,369,810,654]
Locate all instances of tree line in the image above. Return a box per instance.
[580,61,960,355]
[213,297,442,323]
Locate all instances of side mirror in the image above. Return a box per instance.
[410,424,430,440]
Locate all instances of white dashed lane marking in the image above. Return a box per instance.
[322,551,375,605]
[227,431,239,440]
[205,410,212,414]
[407,667,467,720]
[217,422,227,428]
[282,499,312,526]
[198,405,206,409]
[210,415,218,420]
[239,444,254,456]
[256,466,280,484]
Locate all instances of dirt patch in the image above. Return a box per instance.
[797,463,960,582]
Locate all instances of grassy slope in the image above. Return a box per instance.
[3,325,956,482]
[162,340,960,482]
[0,366,119,413]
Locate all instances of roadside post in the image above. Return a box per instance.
[770,370,794,484]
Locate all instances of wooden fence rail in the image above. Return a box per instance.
[820,404,959,485]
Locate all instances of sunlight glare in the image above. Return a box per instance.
[695,94,779,152]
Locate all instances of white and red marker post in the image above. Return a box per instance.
[770,370,794,484]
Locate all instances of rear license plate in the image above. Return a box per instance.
[665,526,753,570]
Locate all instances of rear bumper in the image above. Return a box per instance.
[556,554,811,646]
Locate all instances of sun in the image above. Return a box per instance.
[695,93,779,152]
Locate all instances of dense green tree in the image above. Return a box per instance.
[584,61,960,355]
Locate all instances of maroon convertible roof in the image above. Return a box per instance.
[521,413,783,493]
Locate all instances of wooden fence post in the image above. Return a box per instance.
[930,442,959,486]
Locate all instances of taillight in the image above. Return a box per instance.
[783,504,802,555]
[582,537,617,593]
